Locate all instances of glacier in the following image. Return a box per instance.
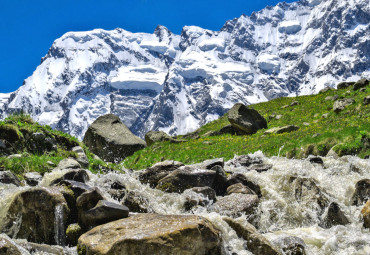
[0,0,369,139]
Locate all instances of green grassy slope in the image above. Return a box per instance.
[123,81,370,170]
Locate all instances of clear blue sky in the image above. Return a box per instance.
[0,0,295,93]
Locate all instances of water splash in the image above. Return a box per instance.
[54,203,66,246]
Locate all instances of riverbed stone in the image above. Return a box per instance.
[72,146,89,168]
[228,103,267,134]
[0,171,22,186]
[209,193,259,217]
[272,235,306,255]
[123,191,153,213]
[76,188,105,229]
[226,155,263,168]
[361,200,370,228]
[56,157,81,170]
[202,158,224,169]
[0,235,23,255]
[138,160,184,187]
[1,187,69,245]
[83,114,146,162]
[321,202,349,228]
[50,168,90,185]
[23,172,42,186]
[352,179,370,206]
[227,183,256,195]
[226,173,262,198]
[66,223,83,246]
[77,214,222,255]
[224,217,281,255]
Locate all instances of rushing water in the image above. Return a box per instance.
[1,152,370,254]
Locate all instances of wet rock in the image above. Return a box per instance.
[123,191,152,213]
[184,186,217,210]
[226,173,262,198]
[272,235,306,255]
[83,200,129,229]
[337,81,355,89]
[0,171,22,186]
[308,156,324,164]
[23,172,42,186]
[72,146,89,168]
[156,166,227,194]
[326,147,339,159]
[107,181,127,202]
[321,202,349,228]
[76,188,105,229]
[15,241,65,255]
[77,214,222,255]
[66,223,83,246]
[209,193,259,217]
[57,179,92,198]
[56,157,81,170]
[190,186,217,201]
[364,96,370,105]
[333,98,355,113]
[248,163,273,172]
[361,200,370,228]
[227,183,256,195]
[0,234,23,255]
[1,187,69,245]
[228,103,267,134]
[224,217,281,255]
[289,177,329,210]
[202,158,224,169]
[145,130,175,146]
[353,78,369,91]
[138,160,184,187]
[264,125,300,135]
[352,179,370,206]
[83,114,146,162]
[226,155,263,168]
[209,165,228,195]
[50,168,90,186]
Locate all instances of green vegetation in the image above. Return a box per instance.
[0,113,119,175]
[123,82,370,170]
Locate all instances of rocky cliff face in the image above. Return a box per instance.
[1,0,369,139]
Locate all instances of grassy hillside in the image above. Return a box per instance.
[123,81,370,170]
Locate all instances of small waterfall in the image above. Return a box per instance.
[54,203,66,246]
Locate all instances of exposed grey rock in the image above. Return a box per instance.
[264,125,300,135]
[83,114,146,163]
[184,186,217,210]
[227,183,256,195]
[0,187,69,245]
[83,200,129,228]
[228,103,267,134]
[337,81,355,90]
[145,130,175,146]
[76,188,105,229]
[0,171,22,186]
[123,191,153,213]
[352,179,370,206]
[226,173,262,198]
[77,214,222,255]
[248,164,273,172]
[50,168,90,185]
[209,193,259,217]
[364,96,370,105]
[23,172,42,186]
[321,202,349,228]
[56,157,81,170]
[272,235,307,255]
[319,87,333,93]
[14,240,65,255]
[226,154,263,168]
[190,186,217,202]
[333,98,355,113]
[223,217,281,255]
[353,78,369,91]
[106,181,127,202]
[202,158,224,169]
[0,234,24,255]
[138,160,184,187]
[72,146,89,168]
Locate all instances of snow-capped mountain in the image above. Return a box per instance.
[1,0,369,139]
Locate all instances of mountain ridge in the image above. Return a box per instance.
[1,0,369,139]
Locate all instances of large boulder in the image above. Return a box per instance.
[353,78,369,91]
[227,103,267,134]
[83,114,146,162]
[352,179,370,206]
[224,217,281,255]
[209,193,259,217]
[138,160,184,187]
[0,187,69,245]
[321,202,349,228]
[337,81,355,90]
[76,188,105,229]
[77,214,222,255]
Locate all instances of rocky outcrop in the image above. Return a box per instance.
[228,103,267,134]
[264,125,299,135]
[0,171,22,186]
[333,99,355,113]
[138,160,184,187]
[77,214,222,255]
[145,131,178,146]
[83,114,146,162]
[353,78,369,91]
[352,179,370,206]
[0,187,69,245]
[337,81,355,90]
[224,217,281,255]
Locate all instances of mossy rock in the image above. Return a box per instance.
[66,223,83,246]
[0,124,21,143]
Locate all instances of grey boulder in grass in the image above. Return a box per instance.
[228,103,267,134]
[83,114,146,163]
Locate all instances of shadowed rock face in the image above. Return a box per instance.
[83,114,146,162]
[77,214,222,255]
[228,103,267,134]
